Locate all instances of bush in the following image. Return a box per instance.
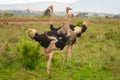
[74,21,82,26]
[17,39,41,70]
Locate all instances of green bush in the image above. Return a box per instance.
[74,21,83,26]
[17,39,41,70]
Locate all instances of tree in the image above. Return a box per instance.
[76,12,88,18]
[3,12,14,17]
[43,8,50,16]
[113,15,120,19]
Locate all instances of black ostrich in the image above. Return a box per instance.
[28,29,69,73]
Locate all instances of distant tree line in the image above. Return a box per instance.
[76,12,120,19]
[76,13,88,18]
[0,9,120,19]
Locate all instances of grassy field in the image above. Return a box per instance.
[0,18,120,80]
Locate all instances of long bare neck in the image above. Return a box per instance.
[66,10,69,20]
[66,9,72,25]
[65,10,71,36]
[50,8,54,24]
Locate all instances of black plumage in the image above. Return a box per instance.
[49,24,87,38]
[81,24,87,33]
[50,24,75,32]
[50,24,60,31]
[32,31,69,50]
[33,32,51,48]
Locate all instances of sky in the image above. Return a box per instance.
[0,0,120,14]
[0,0,79,4]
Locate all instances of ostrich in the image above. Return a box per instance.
[49,7,89,57]
[48,6,76,57]
[50,20,88,38]
[64,7,77,57]
[49,7,76,57]
[28,29,69,73]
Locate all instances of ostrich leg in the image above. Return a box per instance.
[67,45,72,57]
[45,51,54,73]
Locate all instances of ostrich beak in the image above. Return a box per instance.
[69,8,72,10]
[66,7,72,10]
[48,5,53,10]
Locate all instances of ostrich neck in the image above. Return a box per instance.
[66,10,71,26]
[50,9,54,24]
[66,10,69,19]
[66,11,71,36]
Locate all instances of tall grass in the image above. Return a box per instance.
[0,20,120,80]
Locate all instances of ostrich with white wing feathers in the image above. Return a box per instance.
[49,6,89,57]
[28,28,69,73]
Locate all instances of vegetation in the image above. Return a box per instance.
[43,8,50,16]
[1,9,120,19]
[17,38,41,70]
[0,18,120,80]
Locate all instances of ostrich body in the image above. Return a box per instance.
[49,7,88,57]
[49,6,76,57]
[49,6,88,38]
[50,22,88,37]
[50,7,77,57]
[65,9,77,57]
[28,29,69,73]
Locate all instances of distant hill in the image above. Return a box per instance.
[0,0,120,14]
[0,1,69,11]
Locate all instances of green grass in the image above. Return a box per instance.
[0,21,120,80]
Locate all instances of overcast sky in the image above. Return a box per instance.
[0,0,79,4]
[0,0,120,14]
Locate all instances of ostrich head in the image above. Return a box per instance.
[66,7,72,21]
[66,7,72,14]
[48,5,53,11]
[28,29,36,38]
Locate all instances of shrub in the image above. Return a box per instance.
[17,39,41,70]
[74,21,82,26]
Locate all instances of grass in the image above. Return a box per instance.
[0,19,120,80]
